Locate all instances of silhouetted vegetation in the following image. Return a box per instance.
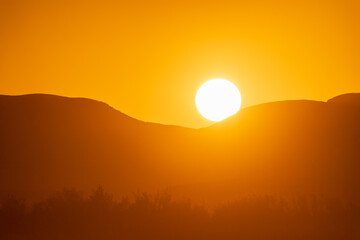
[1,187,359,240]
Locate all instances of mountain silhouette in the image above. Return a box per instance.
[1,93,360,204]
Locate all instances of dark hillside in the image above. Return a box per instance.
[1,93,360,204]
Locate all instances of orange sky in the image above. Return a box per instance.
[1,0,359,128]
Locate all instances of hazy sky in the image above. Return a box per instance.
[1,0,359,128]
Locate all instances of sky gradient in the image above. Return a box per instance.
[1,0,359,128]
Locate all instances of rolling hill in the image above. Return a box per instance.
[1,93,360,204]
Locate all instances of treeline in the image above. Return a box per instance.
[1,187,359,240]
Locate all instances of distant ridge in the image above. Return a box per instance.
[1,93,360,205]
[327,93,360,106]
[0,93,141,124]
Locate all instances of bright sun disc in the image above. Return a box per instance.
[196,79,242,121]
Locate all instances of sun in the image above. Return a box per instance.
[196,79,242,122]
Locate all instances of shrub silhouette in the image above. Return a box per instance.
[1,188,359,240]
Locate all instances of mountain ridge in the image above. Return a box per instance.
[4,92,360,129]
[1,93,360,205]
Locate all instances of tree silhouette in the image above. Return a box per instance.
[1,188,359,240]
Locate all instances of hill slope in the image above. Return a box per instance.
[1,93,360,203]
